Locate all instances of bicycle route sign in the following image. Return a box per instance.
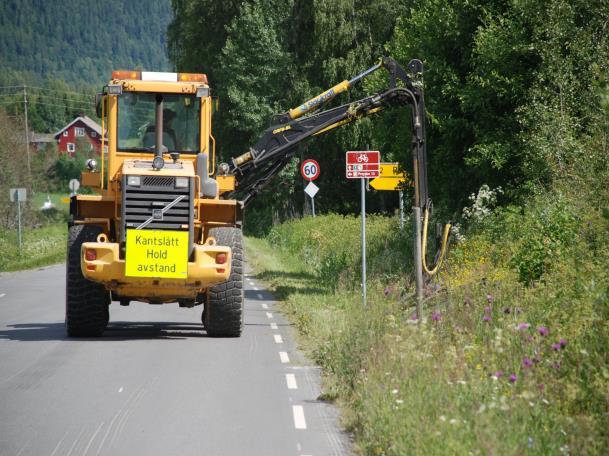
[346,151,380,178]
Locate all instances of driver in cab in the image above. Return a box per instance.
[143,108,178,151]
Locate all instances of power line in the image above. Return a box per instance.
[32,95,93,106]
[24,85,94,97]
[0,100,94,110]
[0,85,94,99]
[0,94,93,106]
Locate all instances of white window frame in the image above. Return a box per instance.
[75,127,85,137]
[91,131,96,138]
[67,143,75,153]
[63,130,68,137]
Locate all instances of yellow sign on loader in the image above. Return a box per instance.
[370,163,408,191]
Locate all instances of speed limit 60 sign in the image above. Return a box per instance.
[301,159,320,181]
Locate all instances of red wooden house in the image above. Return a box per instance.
[53,116,103,156]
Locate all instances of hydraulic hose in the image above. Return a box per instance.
[421,207,451,276]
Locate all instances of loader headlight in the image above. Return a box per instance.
[107,84,123,95]
[175,177,189,188]
[196,87,210,98]
[127,175,141,187]
[86,159,97,171]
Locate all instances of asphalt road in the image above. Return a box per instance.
[0,263,351,456]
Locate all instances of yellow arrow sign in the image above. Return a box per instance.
[370,163,409,191]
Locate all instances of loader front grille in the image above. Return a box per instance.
[121,175,194,254]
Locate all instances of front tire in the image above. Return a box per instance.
[204,227,244,337]
[65,224,109,337]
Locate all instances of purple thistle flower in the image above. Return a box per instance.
[538,383,545,391]
[551,343,561,350]
[483,315,492,322]
[484,306,492,313]
[486,293,494,303]
[432,311,442,322]
[523,357,533,367]
[493,371,503,378]
[517,323,530,331]
[538,326,549,336]
[508,374,518,383]
[559,338,567,348]
[410,313,418,321]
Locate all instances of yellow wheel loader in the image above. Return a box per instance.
[66,58,435,338]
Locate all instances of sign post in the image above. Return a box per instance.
[300,159,320,217]
[399,190,404,230]
[9,188,27,250]
[346,151,380,307]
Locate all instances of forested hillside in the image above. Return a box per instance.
[169,0,609,231]
[0,0,172,86]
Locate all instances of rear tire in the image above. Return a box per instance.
[204,227,244,337]
[65,224,110,337]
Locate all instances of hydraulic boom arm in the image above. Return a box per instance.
[221,57,429,210]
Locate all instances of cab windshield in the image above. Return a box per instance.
[117,93,200,153]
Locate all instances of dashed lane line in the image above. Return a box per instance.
[274,334,283,344]
[279,351,290,363]
[266,312,273,319]
[286,373,298,390]
[270,322,278,330]
[292,405,307,430]
[262,303,269,309]
[0,293,6,299]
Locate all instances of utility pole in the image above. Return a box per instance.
[23,85,32,183]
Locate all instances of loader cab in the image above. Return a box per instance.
[95,70,215,191]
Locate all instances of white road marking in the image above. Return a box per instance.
[279,351,290,363]
[0,293,6,299]
[292,405,307,429]
[274,334,283,344]
[286,373,298,390]
[270,322,278,330]
[253,287,259,291]
[266,312,273,319]
[257,293,263,299]
[262,303,269,309]
[118,387,123,393]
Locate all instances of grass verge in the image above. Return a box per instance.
[245,202,608,455]
[0,223,66,272]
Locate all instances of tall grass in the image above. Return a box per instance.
[246,189,609,454]
[0,224,66,271]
